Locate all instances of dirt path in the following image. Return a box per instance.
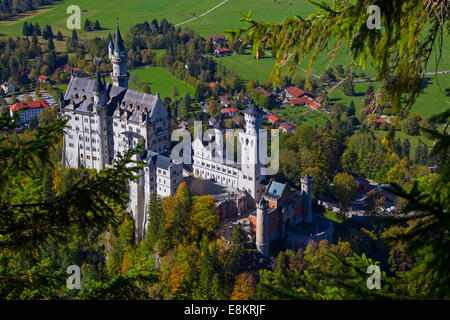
[175,0,229,27]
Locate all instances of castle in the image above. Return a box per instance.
[192,104,266,200]
[60,23,181,240]
[60,24,326,252]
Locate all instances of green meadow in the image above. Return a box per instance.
[0,0,317,38]
[125,66,194,100]
[1,0,448,120]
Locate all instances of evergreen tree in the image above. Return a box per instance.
[84,19,91,32]
[146,192,164,248]
[56,31,63,41]
[341,76,354,96]
[348,100,355,116]
[22,22,29,36]
[230,226,246,274]
[47,38,55,51]
[33,23,41,36]
[401,139,411,159]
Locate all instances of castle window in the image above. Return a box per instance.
[114,122,118,127]
[93,156,97,161]
[69,143,74,148]
[86,155,90,160]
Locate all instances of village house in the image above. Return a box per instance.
[219,95,231,107]
[220,107,239,117]
[290,95,314,107]
[285,86,306,99]
[38,75,50,83]
[1,82,15,94]
[266,114,280,125]
[279,122,297,134]
[10,100,50,126]
[214,47,231,57]
[210,35,227,46]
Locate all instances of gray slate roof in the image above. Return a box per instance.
[62,76,165,124]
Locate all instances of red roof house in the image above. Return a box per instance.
[279,122,297,133]
[285,86,306,99]
[267,114,280,123]
[219,95,231,106]
[290,95,313,106]
[309,101,322,110]
[10,100,50,112]
[220,107,239,116]
[214,48,231,56]
[10,100,50,126]
[38,75,49,82]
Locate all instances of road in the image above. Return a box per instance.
[175,0,229,27]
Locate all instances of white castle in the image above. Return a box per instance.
[60,24,183,241]
[59,24,315,249]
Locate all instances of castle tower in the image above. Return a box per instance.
[239,104,263,199]
[109,22,129,88]
[256,198,269,255]
[301,174,313,223]
[93,68,108,170]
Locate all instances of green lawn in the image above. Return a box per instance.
[0,0,317,38]
[328,75,450,118]
[125,66,194,99]
[2,0,448,118]
[373,130,433,157]
[271,104,331,127]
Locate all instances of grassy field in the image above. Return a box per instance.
[125,66,194,99]
[2,0,448,119]
[373,130,433,157]
[0,0,317,38]
[327,75,450,118]
[271,105,331,127]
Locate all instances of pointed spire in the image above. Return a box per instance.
[114,19,125,52]
[93,65,103,92]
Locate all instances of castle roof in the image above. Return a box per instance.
[93,68,104,92]
[62,76,165,124]
[114,22,125,52]
[145,151,176,170]
[244,104,262,117]
[267,180,286,199]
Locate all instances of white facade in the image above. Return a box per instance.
[10,105,47,126]
[61,24,178,242]
[192,104,265,200]
[129,151,183,241]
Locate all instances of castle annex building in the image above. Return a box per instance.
[192,104,266,200]
[251,177,333,255]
